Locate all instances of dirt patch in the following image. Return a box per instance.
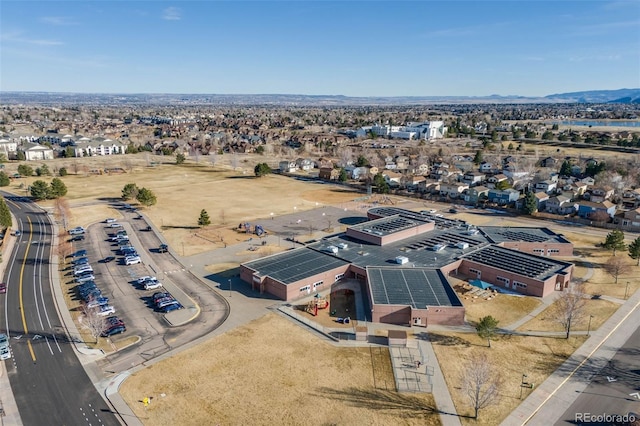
[431,331,587,425]
[120,313,439,426]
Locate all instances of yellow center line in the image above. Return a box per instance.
[18,216,36,362]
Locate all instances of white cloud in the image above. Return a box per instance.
[162,7,182,21]
[0,31,64,46]
[39,16,77,26]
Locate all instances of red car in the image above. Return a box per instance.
[0,283,6,294]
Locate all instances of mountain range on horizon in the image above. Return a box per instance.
[1,88,639,106]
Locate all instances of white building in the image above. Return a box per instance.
[357,121,447,141]
[74,138,126,157]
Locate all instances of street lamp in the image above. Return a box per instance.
[587,315,594,336]
[228,279,232,297]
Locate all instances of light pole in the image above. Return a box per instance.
[228,279,232,297]
[520,374,527,399]
[587,315,594,336]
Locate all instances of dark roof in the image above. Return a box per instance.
[367,268,462,308]
[479,226,571,244]
[461,245,572,280]
[242,247,350,284]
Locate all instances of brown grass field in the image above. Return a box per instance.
[120,313,440,426]
[6,154,631,424]
[430,331,587,425]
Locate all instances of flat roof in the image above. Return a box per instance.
[367,267,462,308]
[461,245,572,280]
[479,226,571,245]
[243,247,350,284]
[349,214,426,237]
[308,226,489,270]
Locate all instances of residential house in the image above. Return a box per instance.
[21,142,54,161]
[488,188,520,205]
[394,156,410,171]
[540,157,558,168]
[581,177,595,186]
[383,156,397,170]
[417,181,440,195]
[576,200,617,219]
[295,158,314,171]
[279,161,298,173]
[535,180,558,194]
[534,192,550,211]
[462,171,485,187]
[429,163,452,181]
[479,161,493,173]
[318,167,340,181]
[464,186,490,205]
[546,195,574,215]
[0,138,18,157]
[486,173,509,189]
[588,186,614,203]
[439,182,469,199]
[382,170,403,187]
[621,207,640,227]
[404,176,426,191]
[414,162,430,176]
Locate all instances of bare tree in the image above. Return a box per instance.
[552,283,587,339]
[209,152,217,167]
[231,153,239,170]
[80,304,108,344]
[604,256,631,285]
[460,352,502,419]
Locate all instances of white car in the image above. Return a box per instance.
[0,333,8,350]
[125,256,141,265]
[144,280,163,290]
[0,346,10,360]
[105,218,117,223]
[136,276,155,284]
[428,209,437,214]
[109,223,123,228]
[97,305,116,316]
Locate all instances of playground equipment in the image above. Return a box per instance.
[255,224,265,236]
[305,294,329,316]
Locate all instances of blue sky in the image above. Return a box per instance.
[1,1,638,96]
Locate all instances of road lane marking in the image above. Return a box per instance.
[19,217,37,362]
[522,297,640,425]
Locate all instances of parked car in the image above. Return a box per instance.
[13,230,22,237]
[109,223,123,228]
[69,227,85,235]
[161,302,183,313]
[120,247,137,256]
[75,274,96,284]
[102,256,116,263]
[105,218,117,223]
[73,266,93,276]
[82,290,103,302]
[72,250,87,258]
[137,276,155,285]
[97,305,116,316]
[158,244,168,253]
[152,292,171,302]
[73,257,89,265]
[86,297,110,309]
[105,316,125,327]
[156,297,177,309]
[101,325,126,337]
[144,280,163,291]
[0,283,6,294]
[125,256,141,265]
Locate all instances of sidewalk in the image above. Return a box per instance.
[501,288,640,426]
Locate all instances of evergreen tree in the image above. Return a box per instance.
[559,160,572,177]
[30,180,50,200]
[476,316,499,348]
[473,150,483,165]
[628,236,640,266]
[373,173,389,194]
[17,164,33,176]
[49,178,68,198]
[0,171,10,187]
[136,187,157,207]
[59,167,68,177]
[338,168,348,182]
[522,192,537,215]
[176,153,186,164]
[122,183,139,200]
[603,229,626,256]
[254,163,272,177]
[0,197,12,228]
[198,209,211,227]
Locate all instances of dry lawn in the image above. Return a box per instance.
[430,331,587,425]
[462,293,541,327]
[516,297,621,332]
[120,313,440,426]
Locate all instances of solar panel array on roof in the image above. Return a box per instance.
[462,246,565,279]
[243,248,349,284]
[403,232,484,251]
[497,230,549,243]
[363,216,416,235]
[368,268,461,308]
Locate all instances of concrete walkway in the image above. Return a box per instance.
[501,288,640,426]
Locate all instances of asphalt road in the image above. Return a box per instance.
[1,195,120,426]
[556,325,640,425]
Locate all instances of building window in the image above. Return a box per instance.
[533,249,544,254]
[469,268,480,274]
[496,276,510,286]
[299,285,310,293]
[514,281,527,289]
[334,273,344,282]
[313,280,323,290]
[547,249,560,254]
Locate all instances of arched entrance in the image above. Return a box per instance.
[330,279,364,321]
